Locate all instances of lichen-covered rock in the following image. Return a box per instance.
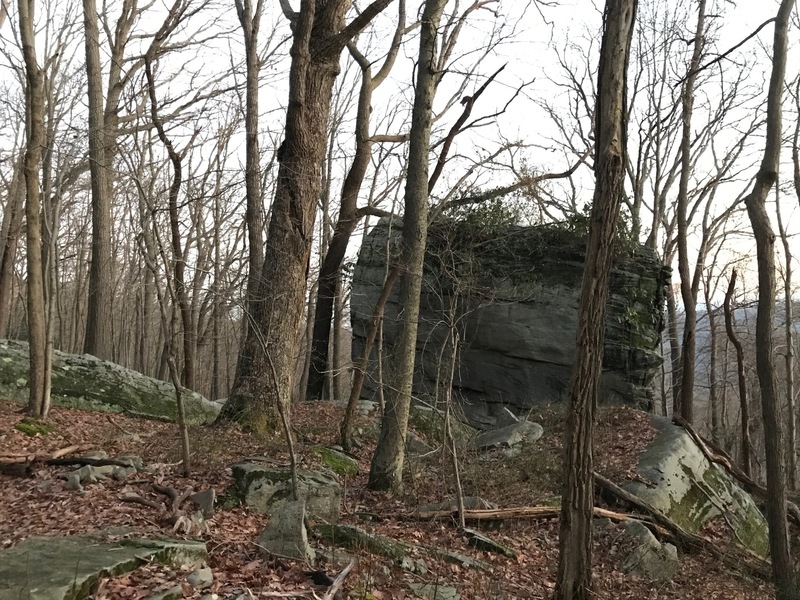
[230,462,342,523]
[350,219,669,426]
[0,532,207,600]
[0,339,219,424]
[626,416,769,558]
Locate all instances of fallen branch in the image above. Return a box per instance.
[0,444,92,464]
[322,558,356,600]
[120,493,164,512]
[46,457,136,468]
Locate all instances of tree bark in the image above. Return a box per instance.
[742,0,797,595]
[723,270,752,478]
[367,0,447,493]
[555,1,636,598]
[221,0,394,433]
[675,0,707,424]
[82,0,114,360]
[18,0,49,419]
[306,2,406,402]
[0,164,24,337]
[222,0,266,411]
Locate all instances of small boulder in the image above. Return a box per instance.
[621,521,679,581]
[258,500,316,562]
[313,446,359,477]
[186,566,214,590]
[472,420,543,451]
[231,462,342,523]
[410,582,460,600]
[417,496,497,515]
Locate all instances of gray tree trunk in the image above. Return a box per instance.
[675,0,706,424]
[742,0,797,595]
[367,0,448,493]
[221,0,394,433]
[82,0,114,360]
[555,1,636,598]
[18,0,49,419]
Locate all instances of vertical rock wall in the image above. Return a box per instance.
[350,218,670,428]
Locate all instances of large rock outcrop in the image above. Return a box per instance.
[350,218,669,427]
[0,339,219,424]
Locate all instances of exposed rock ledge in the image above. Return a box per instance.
[350,218,669,427]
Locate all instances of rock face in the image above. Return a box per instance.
[626,416,769,558]
[0,339,219,424]
[350,218,669,426]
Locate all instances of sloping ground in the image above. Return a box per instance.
[0,400,774,599]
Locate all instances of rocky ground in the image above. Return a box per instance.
[0,399,776,599]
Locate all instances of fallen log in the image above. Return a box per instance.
[0,444,91,464]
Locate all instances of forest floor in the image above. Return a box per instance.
[0,399,777,600]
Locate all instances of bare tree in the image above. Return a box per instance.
[18,0,49,418]
[367,0,448,493]
[220,0,394,433]
[555,0,636,597]
[741,0,797,595]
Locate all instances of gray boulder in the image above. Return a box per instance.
[621,521,679,581]
[410,583,460,600]
[258,500,316,562]
[230,462,342,523]
[0,339,219,424]
[472,420,543,451]
[626,416,769,558]
[350,219,669,425]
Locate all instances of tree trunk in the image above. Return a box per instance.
[742,0,797,595]
[704,271,720,446]
[221,0,394,433]
[306,2,406,401]
[776,188,795,490]
[675,0,706,424]
[666,285,681,414]
[723,270,752,477]
[82,0,114,361]
[18,0,49,419]
[555,1,636,598]
[367,0,447,493]
[224,0,266,409]
[0,164,24,337]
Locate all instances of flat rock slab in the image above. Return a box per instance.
[0,533,207,600]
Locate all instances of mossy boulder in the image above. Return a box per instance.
[229,461,342,523]
[626,416,769,558]
[0,339,219,424]
[312,446,359,477]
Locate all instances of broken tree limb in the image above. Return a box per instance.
[46,456,136,468]
[322,558,356,600]
[0,444,92,464]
